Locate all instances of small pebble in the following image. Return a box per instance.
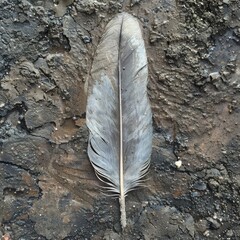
[223,0,229,4]
[208,179,219,190]
[82,35,91,44]
[207,217,221,229]
[174,160,182,168]
[226,229,234,237]
[0,102,5,108]
[193,181,207,191]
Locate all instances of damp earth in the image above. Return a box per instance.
[0,0,240,239]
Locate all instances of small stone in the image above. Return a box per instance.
[209,72,221,81]
[203,230,210,237]
[192,181,207,191]
[226,229,234,237]
[206,169,221,179]
[99,218,105,223]
[223,0,229,4]
[208,179,219,190]
[207,217,221,229]
[195,219,208,233]
[191,191,201,197]
[174,160,182,168]
[82,35,91,44]
[222,71,231,77]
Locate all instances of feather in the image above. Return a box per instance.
[86,12,152,228]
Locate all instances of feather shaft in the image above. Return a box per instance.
[118,20,126,227]
[119,197,126,228]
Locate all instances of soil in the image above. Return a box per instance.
[0,0,240,239]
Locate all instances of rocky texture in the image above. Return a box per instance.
[0,0,240,239]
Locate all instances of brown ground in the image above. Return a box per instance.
[0,0,240,239]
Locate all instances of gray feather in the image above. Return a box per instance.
[86,12,152,228]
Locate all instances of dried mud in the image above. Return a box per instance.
[0,0,240,239]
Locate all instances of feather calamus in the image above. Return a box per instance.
[86,12,152,228]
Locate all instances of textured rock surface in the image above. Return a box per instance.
[0,0,240,239]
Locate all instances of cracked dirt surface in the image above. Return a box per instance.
[0,0,240,239]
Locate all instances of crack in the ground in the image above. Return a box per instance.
[29,133,54,143]
[0,160,37,175]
